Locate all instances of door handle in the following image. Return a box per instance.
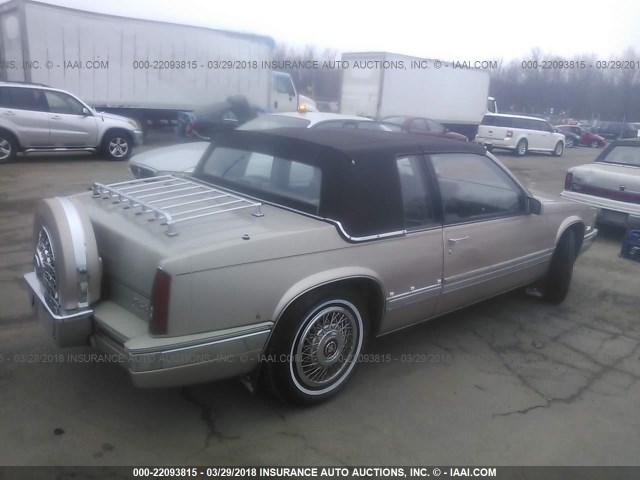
[448,236,469,244]
[274,101,278,109]
[3,110,15,116]
[50,115,61,120]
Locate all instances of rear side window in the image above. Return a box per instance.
[481,115,511,128]
[396,156,436,229]
[200,147,322,213]
[0,87,10,107]
[431,153,525,223]
[5,87,47,112]
[426,119,445,133]
[410,118,429,132]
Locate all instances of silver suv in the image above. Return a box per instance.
[0,82,143,163]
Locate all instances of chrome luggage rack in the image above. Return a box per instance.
[92,175,263,237]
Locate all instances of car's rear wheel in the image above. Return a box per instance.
[552,141,564,157]
[515,139,528,156]
[264,291,368,405]
[0,132,18,163]
[102,131,132,161]
[543,229,576,304]
[565,137,574,148]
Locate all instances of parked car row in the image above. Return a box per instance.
[555,125,606,148]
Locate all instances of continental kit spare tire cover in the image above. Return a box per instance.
[33,196,102,313]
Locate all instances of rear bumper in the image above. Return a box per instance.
[24,271,271,387]
[474,138,515,150]
[560,190,640,227]
[24,272,93,347]
[91,324,270,388]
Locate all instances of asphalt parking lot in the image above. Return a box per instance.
[1,138,639,466]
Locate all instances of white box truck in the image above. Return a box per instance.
[340,52,497,139]
[0,0,305,126]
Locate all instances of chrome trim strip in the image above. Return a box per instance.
[443,250,553,294]
[58,197,89,308]
[24,272,93,321]
[330,220,406,242]
[130,330,271,357]
[386,283,442,311]
[180,178,410,243]
[125,322,274,355]
[22,147,98,154]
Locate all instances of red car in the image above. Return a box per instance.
[383,116,469,142]
[556,125,606,148]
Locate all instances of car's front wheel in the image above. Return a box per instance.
[590,140,600,148]
[552,141,564,157]
[264,291,368,405]
[102,131,132,161]
[565,137,574,148]
[0,132,18,163]
[543,229,577,304]
[515,139,528,156]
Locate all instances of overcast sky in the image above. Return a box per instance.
[15,0,640,60]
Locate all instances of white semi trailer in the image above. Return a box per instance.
[0,0,303,125]
[340,51,497,139]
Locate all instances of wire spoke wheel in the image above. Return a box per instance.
[290,301,363,395]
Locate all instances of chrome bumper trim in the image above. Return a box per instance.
[561,191,640,217]
[24,271,93,347]
[92,326,270,388]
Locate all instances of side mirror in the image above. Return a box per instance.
[526,196,542,215]
[82,107,91,116]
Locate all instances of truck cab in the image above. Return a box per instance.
[487,97,498,114]
[271,72,317,113]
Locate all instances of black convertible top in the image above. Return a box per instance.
[198,128,487,239]
[213,127,485,161]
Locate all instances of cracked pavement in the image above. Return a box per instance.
[0,136,639,466]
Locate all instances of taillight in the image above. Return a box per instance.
[149,269,171,335]
[564,172,574,190]
[186,121,196,133]
[506,130,513,138]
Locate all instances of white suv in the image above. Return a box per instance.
[0,82,143,163]
[476,113,565,157]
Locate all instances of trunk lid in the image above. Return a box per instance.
[570,163,640,203]
[74,187,338,300]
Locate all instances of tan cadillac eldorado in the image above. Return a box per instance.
[24,128,597,405]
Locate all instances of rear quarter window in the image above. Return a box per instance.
[6,87,47,112]
[199,146,322,213]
